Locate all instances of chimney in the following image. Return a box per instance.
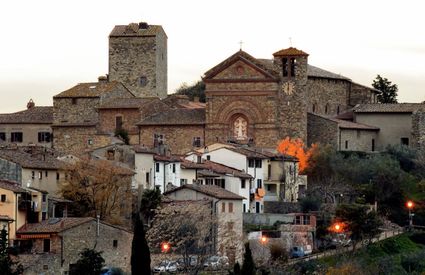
[139,22,149,29]
[27,99,35,109]
[98,75,108,83]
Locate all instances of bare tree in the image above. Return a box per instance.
[60,158,134,226]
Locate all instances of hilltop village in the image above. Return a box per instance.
[1,21,424,274]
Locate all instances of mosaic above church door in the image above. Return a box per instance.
[233,116,248,140]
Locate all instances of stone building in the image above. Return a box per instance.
[0,100,53,147]
[109,22,167,98]
[164,184,244,264]
[15,217,132,275]
[52,79,134,155]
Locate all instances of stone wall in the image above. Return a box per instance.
[52,126,111,156]
[243,213,294,226]
[139,125,204,155]
[263,201,300,214]
[19,220,132,275]
[109,29,167,98]
[307,113,339,148]
[98,108,141,139]
[412,110,425,150]
[306,78,349,116]
[53,97,100,125]
[349,82,377,106]
[0,158,21,183]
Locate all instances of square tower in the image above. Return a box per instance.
[109,22,167,98]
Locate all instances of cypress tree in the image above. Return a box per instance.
[131,213,151,274]
[241,242,255,275]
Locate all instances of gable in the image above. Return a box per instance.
[212,59,273,81]
[203,51,278,82]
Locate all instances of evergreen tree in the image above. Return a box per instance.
[372,74,398,103]
[70,248,104,275]
[131,213,151,275]
[175,81,206,102]
[139,188,162,224]
[241,242,255,275]
[0,227,23,275]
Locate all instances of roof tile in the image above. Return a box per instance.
[354,103,425,113]
[0,107,53,124]
[164,184,245,200]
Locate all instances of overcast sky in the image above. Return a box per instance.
[1,0,424,113]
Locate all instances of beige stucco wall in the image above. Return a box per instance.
[355,113,412,151]
[0,189,26,242]
[21,168,66,197]
[339,129,379,152]
[0,124,52,147]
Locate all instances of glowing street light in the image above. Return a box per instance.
[330,222,344,233]
[161,242,170,253]
[406,200,414,228]
[260,236,268,245]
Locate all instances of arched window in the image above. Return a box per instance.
[312,104,316,113]
[233,116,248,140]
[337,106,340,114]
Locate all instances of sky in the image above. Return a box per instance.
[0,0,424,113]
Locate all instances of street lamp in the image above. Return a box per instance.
[406,200,414,228]
[260,236,268,245]
[161,242,171,253]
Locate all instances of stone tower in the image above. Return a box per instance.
[109,22,167,98]
[273,47,309,143]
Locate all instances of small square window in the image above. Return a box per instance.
[72,98,77,105]
[11,132,23,143]
[139,76,148,87]
[221,202,225,213]
[228,202,233,213]
[0,132,5,141]
[113,240,118,248]
[1,194,6,202]
[241,179,246,189]
[43,239,50,252]
[88,139,93,145]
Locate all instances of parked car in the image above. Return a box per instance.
[203,255,229,270]
[176,256,198,270]
[290,245,312,258]
[153,260,178,273]
[100,267,123,275]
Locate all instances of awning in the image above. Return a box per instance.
[17,234,51,239]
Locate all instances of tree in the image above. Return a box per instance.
[241,242,255,275]
[0,227,23,275]
[131,213,151,275]
[175,80,206,102]
[335,204,383,248]
[70,248,105,275]
[372,75,398,103]
[139,188,162,224]
[60,158,133,226]
[277,137,313,173]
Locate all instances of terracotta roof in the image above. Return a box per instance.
[334,110,354,121]
[0,107,53,124]
[109,23,165,37]
[0,180,28,193]
[181,159,252,179]
[273,47,309,57]
[54,81,130,98]
[17,217,94,234]
[0,215,13,221]
[310,113,379,130]
[354,103,425,113]
[307,65,351,81]
[154,154,182,162]
[137,108,205,125]
[204,145,297,161]
[164,184,245,200]
[203,50,279,80]
[0,148,66,169]
[98,97,156,109]
[51,122,97,127]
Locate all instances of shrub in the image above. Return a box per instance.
[269,243,288,263]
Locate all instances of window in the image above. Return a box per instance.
[206,155,211,161]
[11,132,23,143]
[155,163,160,173]
[56,173,60,181]
[72,98,77,105]
[337,106,340,115]
[295,216,301,225]
[87,139,93,145]
[303,215,311,225]
[0,132,5,141]
[372,139,375,152]
[139,76,148,87]
[154,134,164,147]
[268,164,271,179]
[115,116,123,130]
[43,239,50,252]
[325,104,328,114]
[180,179,187,185]
[42,194,47,202]
[214,179,225,188]
[312,104,316,113]
[345,140,348,149]
[248,159,255,168]
[42,212,47,221]
[282,58,288,77]
[146,172,150,184]
[221,202,225,213]
[172,163,176,173]
[197,156,202,164]
[38,132,51,143]
[1,194,6,202]
[107,150,115,160]
[290,58,296,77]
[241,179,246,189]
[401,138,409,146]
[193,137,201,147]
[243,204,246,213]
[257,179,262,189]
[113,240,118,248]
[38,171,42,180]
[31,171,35,180]
[228,202,233,213]
[45,171,48,178]
[255,159,262,168]
[267,184,271,191]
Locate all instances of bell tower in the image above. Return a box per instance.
[273,47,309,143]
